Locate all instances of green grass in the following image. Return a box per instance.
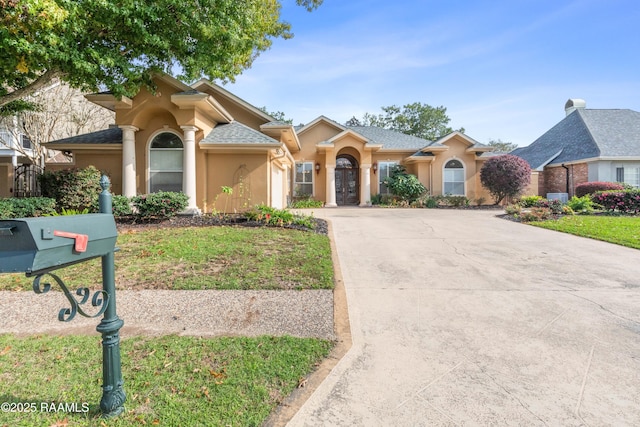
[0,226,334,291]
[0,334,333,426]
[531,215,640,249]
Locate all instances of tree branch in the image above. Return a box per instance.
[0,69,63,108]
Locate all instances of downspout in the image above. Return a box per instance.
[562,163,570,195]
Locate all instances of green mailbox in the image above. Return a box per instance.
[0,214,117,275]
[0,177,126,418]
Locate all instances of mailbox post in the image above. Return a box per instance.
[0,175,125,418]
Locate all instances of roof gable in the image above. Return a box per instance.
[512,110,600,169]
[191,79,274,127]
[297,116,346,135]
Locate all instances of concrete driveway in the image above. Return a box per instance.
[288,208,640,426]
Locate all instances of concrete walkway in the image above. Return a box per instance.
[288,208,640,426]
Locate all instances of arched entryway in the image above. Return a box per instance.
[335,154,359,205]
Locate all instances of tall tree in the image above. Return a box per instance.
[0,81,114,166]
[486,138,518,153]
[359,102,464,141]
[0,0,322,112]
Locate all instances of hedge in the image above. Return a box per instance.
[591,190,640,214]
[575,181,624,198]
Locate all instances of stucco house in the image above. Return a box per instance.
[512,99,640,197]
[45,73,494,212]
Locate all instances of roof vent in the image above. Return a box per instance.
[565,99,586,116]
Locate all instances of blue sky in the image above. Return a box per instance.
[222,0,640,147]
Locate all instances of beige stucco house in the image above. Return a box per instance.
[46,73,495,212]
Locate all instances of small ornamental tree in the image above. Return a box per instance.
[383,165,427,203]
[480,155,531,205]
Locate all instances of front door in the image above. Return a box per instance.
[335,155,359,205]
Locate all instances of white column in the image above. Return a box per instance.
[180,125,200,214]
[325,165,337,207]
[119,125,138,197]
[360,164,371,206]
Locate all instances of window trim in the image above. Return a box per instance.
[294,161,314,197]
[377,161,398,195]
[443,158,466,196]
[147,129,184,193]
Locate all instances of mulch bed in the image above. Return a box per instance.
[115,214,329,235]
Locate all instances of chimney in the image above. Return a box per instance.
[565,99,586,116]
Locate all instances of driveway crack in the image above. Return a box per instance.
[568,292,640,326]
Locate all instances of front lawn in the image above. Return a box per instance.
[0,226,334,291]
[531,215,640,249]
[0,334,332,426]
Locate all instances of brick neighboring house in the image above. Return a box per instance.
[512,99,640,198]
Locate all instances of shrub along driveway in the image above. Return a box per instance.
[289,208,640,426]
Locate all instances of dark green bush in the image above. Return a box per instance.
[40,166,102,212]
[112,195,133,216]
[383,165,427,203]
[0,197,57,219]
[131,192,189,219]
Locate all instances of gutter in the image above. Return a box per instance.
[562,163,570,194]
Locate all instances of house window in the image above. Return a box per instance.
[617,167,640,188]
[294,162,313,196]
[20,134,32,149]
[149,132,183,193]
[444,159,465,195]
[378,161,397,195]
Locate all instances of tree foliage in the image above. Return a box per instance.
[383,165,427,203]
[0,0,322,112]
[480,155,531,204]
[358,102,464,140]
[486,138,518,153]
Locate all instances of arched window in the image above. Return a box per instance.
[443,159,465,195]
[149,132,183,193]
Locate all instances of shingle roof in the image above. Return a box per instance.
[201,121,279,145]
[346,126,439,150]
[512,108,640,169]
[47,127,122,145]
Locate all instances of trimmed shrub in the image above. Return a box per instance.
[131,192,189,219]
[480,155,531,204]
[575,181,624,197]
[0,197,57,219]
[383,165,427,203]
[40,165,102,212]
[591,190,640,214]
[112,195,133,216]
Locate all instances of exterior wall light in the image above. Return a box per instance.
[315,163,321,174]
[372,162,378,174]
